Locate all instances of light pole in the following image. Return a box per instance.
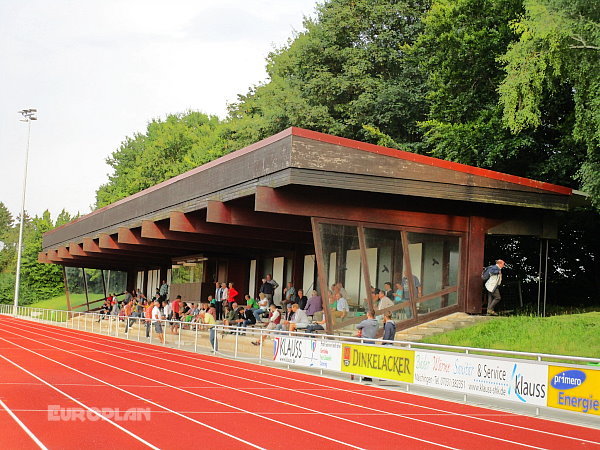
[13,108,37,316]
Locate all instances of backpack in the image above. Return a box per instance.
[481,266,492,282]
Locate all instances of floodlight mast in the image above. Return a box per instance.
[13,108,37,316]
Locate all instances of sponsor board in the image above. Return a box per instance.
[547,366,600,415]
[340,344,414,383]
[273,336,342,370]
[413,351,548,406]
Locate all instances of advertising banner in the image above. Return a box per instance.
[547,366,600,415]
[273,336,342,370]
[340,344,414,383]
[413,351,548,406]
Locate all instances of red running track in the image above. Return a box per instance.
[0,316,598,449]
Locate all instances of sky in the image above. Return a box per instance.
[0,0,318,220]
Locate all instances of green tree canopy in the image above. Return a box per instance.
[96,112,231,207]
[498,0,600,205]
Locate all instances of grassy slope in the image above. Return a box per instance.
[421,312,600,358]
[28,293,88,311]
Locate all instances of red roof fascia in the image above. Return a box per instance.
[290,127,573,196]
[48,126,572,237]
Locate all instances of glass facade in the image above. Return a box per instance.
[65,267,127,310]
[315,220,463,332]
[318,223,369,321]
[103,270,127,296]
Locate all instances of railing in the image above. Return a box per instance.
[3,303,600,421]
[1,303,597,366]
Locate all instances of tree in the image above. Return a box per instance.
[410,0,590,189]
[228,0,431,150]
[498,0,600,207]
[96,112,231,207]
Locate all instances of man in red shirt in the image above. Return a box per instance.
[170,295,182,334]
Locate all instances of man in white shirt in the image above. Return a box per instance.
[333,292,350,319]
[151,300,165,344]
[289,303,309,332]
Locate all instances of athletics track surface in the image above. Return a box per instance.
[0,316,598,449]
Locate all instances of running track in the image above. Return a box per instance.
[0,316,598,449]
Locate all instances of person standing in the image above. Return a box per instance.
[227,282,238,306]
[159,280,169,302]
[382,311,396,345]
[259,274,278,306]
[484,259,505,316]
[151,300,165,344]
[214,282,223,320]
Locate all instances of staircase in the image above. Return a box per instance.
[395,312,495,342]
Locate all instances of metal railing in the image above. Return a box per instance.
[1,303,597,367]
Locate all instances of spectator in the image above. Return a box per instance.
[123,299,134,332]
[335,282,349,300]
[251,305,280,346]
[252,293,269,324]
[242,304,257,328]
[377,290,394,311]
[171,295,182,322]
[275,304,294,331]
[282,282,297,309]
[200,310,218,351]
[304,290,322,316]
[227,282,238,305]
[151,300,165,344]
[356,310,378,343]
[214,282,224,320]
[289,304,309,332]
[144,299,153,338]
[220,282,229,309]
[159,280,169,302]
[305,317,326,334]
[245,294,259,309]
[394,283,404,303]
[259,274,278,306]
[383,282,394,301]
[382,311,396,345]
[402,272,422,301]
[296,289,308,310]
[163,299,172,321]
[484,259,505,316]
[330,292,349,319]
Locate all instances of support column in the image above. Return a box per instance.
[62,266,72,312]
[465,217,487,314]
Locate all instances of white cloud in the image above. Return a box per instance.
[0,0,317,221]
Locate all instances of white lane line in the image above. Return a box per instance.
[4,322,539,450]
[0,397,48,450]
[5,321,553,449]
[25,317,592,445]
[0,354,158,450]
[4,409,517,416]
[0,332,358,450]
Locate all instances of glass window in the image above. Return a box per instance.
[171,264,203,284]
[84,268,105,301]
[319,223,368,319]
[407,232,460,313]
[65,267,85,294]
[103,270,127,295]
[363,228,405,307]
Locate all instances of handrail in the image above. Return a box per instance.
[1,303,598,366]
[71,291,127,311]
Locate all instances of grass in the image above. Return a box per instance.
[421,312,600,359]
[27,293,92,311]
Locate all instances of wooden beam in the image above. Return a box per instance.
[57,246,75,259]
[142,220,298,251]
[37,252,51,264]
[255,186,469,232]
[169,211,312,243]
[206,200,312,232]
